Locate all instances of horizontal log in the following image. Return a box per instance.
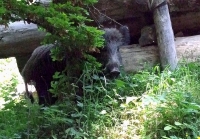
[1,1,200,59]
[1,23,200,74]
[93,0,200,21]
[39,0,200,14]
[91,1,200,43]
[120,35,200,72]
[29,1,200,40]
[1,10,200,59]
[15,35,200,74]
[0,21,46,58]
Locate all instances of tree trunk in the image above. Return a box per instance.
[153,1,178,70]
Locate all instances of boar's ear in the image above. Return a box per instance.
[119,26,130,45]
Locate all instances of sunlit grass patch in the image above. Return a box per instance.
[0,58,21,108]
[0,58,200,138]
[81,63,200,138]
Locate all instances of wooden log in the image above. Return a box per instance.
[91,1,200,43]
[153,0,178,70]
[0,21,46,58]
[1,2,200,59]
[31,1,200,42]
[92,0,200,21]
[1,10,200,59]
[120,35,200,73]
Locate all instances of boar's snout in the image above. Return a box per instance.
[105,62,120,78]
[110,67,120,77]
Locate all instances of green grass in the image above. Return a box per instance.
[0,58,200,139]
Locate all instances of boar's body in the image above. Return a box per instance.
[22,26,130,105]
[21,44,66,105]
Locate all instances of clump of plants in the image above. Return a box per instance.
[69,62,200,139]
[1,58,200,138]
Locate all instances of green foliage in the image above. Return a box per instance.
[0,0,104,49]
[1,58,200,138]
[0,58,19,103]
[1,0,105,115]
[0,0,104,77]
[72,62,200,139]
[140,63,200,139]
[0,58,33,138]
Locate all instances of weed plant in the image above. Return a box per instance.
[0,58,200,139]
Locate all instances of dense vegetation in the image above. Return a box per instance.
[0,58,200,139]
[1,0,200,138]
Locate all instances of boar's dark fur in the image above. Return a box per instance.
[21,26,130,105]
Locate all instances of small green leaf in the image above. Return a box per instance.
[92,75,100,80]
[174,121,182,126]
[100,110,107,115]
[77,102,83,107]
[164,125,172,131]
[52,135,57,139]
[115,79,125,88]
[161,136,170,139]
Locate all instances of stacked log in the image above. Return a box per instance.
[120,35,200,72]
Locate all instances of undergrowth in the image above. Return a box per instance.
[0,58,200,139]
